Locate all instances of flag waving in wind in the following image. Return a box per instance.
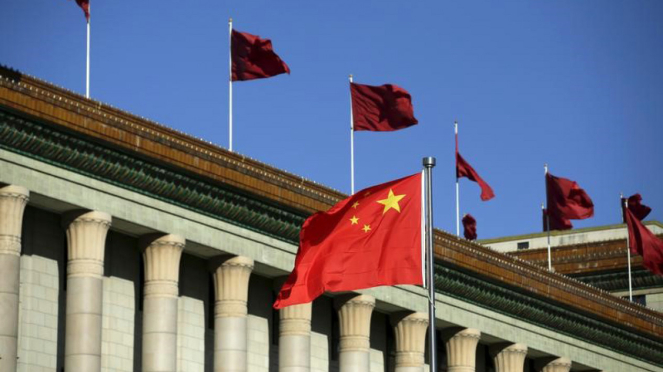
[274,173,423,309]
[73,0,90,22]
[625,207,663,276]
[545,172,594,230]
[455,130,494,201]
[350,83,418,131]
[231,30,290,81]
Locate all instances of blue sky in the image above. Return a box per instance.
[1,1,661,239]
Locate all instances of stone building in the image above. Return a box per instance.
[0,65,662,372]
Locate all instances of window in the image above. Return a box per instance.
[517,241,529,250]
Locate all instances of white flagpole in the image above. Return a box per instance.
[349,74,355,194]
[622,194,633,301]
[229,18,233,152]
[85,7,90,98]
[544,163,552,271]
[455,121,460,236]
[422,156,437,372]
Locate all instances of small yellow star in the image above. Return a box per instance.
[352,201,360,209]
[350,216,359,225]
[362,224,371,233]
[377,189,406,214]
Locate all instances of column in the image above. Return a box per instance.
[444,328,481,372]
[536,357,572,372]
[141,234,185,372]
[211,255,254,372]
[335,294,375,372]
[0,185,28,372]
[63,210,112,372]
[279,303,312,372]
[392,312,429,372]
[490,343,527,372]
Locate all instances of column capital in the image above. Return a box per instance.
[210,255,254,317]
[490,343,528,372]
[536,357,572,372]
[443,328,481,372]
[279,303,312,336]
[335,294,375,353]
[141,234,184,298]
[392,312,429,368]
[0,185,29,256]
[63,210,112,277]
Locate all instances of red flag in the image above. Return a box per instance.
[622,193,652,221]
[625,207,663,275]
[231,30,290,81]
[350,83,418,132]
[455,135,494,201]
[543,208,573,231]
[274,173,423,309]
[462,214,477,240]
[73,0,90,21]
[545,173,594,225]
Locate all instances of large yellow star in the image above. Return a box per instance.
[350,216,359,225]
[377,189,406,214]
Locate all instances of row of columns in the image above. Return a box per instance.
[0,185,574,372]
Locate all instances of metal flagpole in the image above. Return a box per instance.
[455,121,460,236]
[349,74,355,194]
[544,164,552,271]
[228,18,233,152]
[423,156,437,372]
[86,6,90,98]
[622,194,633,301]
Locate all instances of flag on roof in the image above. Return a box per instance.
[622,193,652,222]
[231,30,290,81]
[456,134,494,201]
[350,83,418,132]
[462,214,477,240]
[625,207,663,276]
[545,173,593,230]
[73,0,90,22]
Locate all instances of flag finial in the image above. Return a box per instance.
[229,17,233,23]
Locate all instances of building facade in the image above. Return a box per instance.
[0,65,662,372]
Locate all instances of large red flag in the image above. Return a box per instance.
[462,214,477,240]
[73,0,90,21]
[545,173,594,226]
[350,83,418,131]
[274,173,423,309]
[622,193,652,221]
[625,207,663,276]
[455,136,494,201]
[231,30,290,81]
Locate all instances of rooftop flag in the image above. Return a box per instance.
[350,83,418,132]
[462,214,477,240]
[74,0,90,22]
[455,125,494,202]
[545,172,594,222]
[231,30,290,81]
[622,193,652,221]
[274,172,423,309]
[625,207,663,276]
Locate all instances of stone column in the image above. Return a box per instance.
[279,303,312,372]
[141,234,185,372]
[536,357,572,372]
[335,294,375,372]
[63,210,112,372]
[0,185,28,372]
[444,328,481,372]
[490,343,528,372]
[392,312,429,372]
[211,255,254,372]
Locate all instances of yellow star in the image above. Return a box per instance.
[352,201,360,209]
[362,224,371,233]
[350,216,359,225]
[377,189,406,214]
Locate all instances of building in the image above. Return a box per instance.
[0,65,662,372]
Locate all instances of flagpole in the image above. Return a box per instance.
[85,8,90,98]
[423,156,437,372]
[455,121,460,236]
[228,17,233,152]
[544,163,552,271]
[622,194,633,301]
[349,74,355,194]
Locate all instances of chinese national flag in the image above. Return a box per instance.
[350,83,418,131]
[455,136,494,201]
[622,193,652,222]
[545,173,594,224]
[625,207,663,276]
[73,0,90,21]
[231,30,290,81]
[274,173,423,309]
[462,214,477,240]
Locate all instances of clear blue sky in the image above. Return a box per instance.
[1,1,662,239]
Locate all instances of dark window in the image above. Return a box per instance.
[517,241,529,250]
[331,306,340,361]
